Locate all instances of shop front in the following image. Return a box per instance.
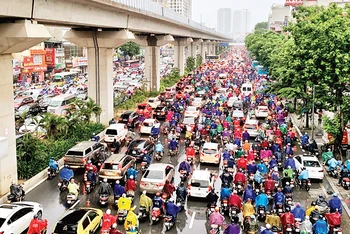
[20,50,47,84]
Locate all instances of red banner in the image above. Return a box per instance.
[45,48,56,66]
[23,57,34,67]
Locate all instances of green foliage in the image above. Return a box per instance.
[185,56,196,75]
[196,54,203,68]
[254,22,268,31]
[118,42,141,57]
[323,116,341,138]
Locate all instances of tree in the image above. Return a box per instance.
[119,42,141,58]
[185,56,196,74]
[41,113,68,139]
[196,54,203,68]
[71,98,102,122]
[254,22,268,31]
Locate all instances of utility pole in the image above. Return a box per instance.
[311,84,315,140]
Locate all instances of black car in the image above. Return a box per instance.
[38,94,57,112]
[153,106,168,119]
[15,103,41,120]
[127,139,155,160]
[118,111,139,128]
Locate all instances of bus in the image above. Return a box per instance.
[52,72,78,85]
[122,60,140,68]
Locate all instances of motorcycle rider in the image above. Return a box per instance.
[151,126,160,140]
[91,132,100,142]
[273,188,285,209]
[310,205,321,224]
[243,184,256,203]
[283,166,294,179]
[301,132,309,149]
[220,169,234,186]
[329,193,342,214]
[114,180,125,198]
[283,182,293,198]
[126,165,138,180]
[141,150,152,166]
[280,207,295,233]
[140,190,153,213]
[298,167,309,185]
[165,199,181,222]
[306,201,317,216]
[126,175,137,193]
[163,179,175,198]
[153,192,164,213]
[48,157,59,172]
[223,222,241,234]
[242,130,250,142]
[209,207,225,227]
[101,209,117,231]
[178,159,191,177]
[269,156,278,169]
[228,190,242,212]
[155,140,164,156]
[118,193,132,210]
[292,202,306,221]
[206,189,219,208]
[220,183,231,200]
[169,137,179,151]
[254,171,264,189]
[247,215,259,233]
[234,168,246,186]
[264,176,275,192]
[85,167,97,187]
[98,178,113,199]
[281,171,292,188]
[257,161,268,175]
[176,181,188,202]
[260,224,273,234]
[27,214,48,234]
[255,190,269,211]
[337,166,350,186]
[237,155,248,170]
[247,161,257,175]
[315,195,329,213]
[124,207,139,232]
[313,215,329,234]
[110,223,123,234]
[284,154,296,170]
[301,216,313,234]
[59,165,74,186]
[9,181,25,200]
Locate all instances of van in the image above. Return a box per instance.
[188,169,214,198]
[104,123,128,143]
[47,94,76,116]
[64,141,107,168]
[241,83,253,97]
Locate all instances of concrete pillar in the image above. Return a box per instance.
[200,43,206,64]
[174,42,185,75]
[145,37,160,92]
[0,21,51,195]
[213,44,217,55]
[87,48,114,125]
[190,42,196,58]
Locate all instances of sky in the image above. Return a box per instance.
[192,0,285,31]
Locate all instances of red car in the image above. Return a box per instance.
[136,103,152,116]
[14,96,34,109]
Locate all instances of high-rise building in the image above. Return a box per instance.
[232,9,251,41]
[217,8,232,37]
[152,0,169,7]
[168,0,192,19]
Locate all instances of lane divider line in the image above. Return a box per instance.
[189,211,196,229]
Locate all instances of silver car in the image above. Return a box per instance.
[140,163,175,194]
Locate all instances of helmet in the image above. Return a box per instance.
[88,160,91,164]
[142,190,147,195]
[311,201,316,206]
[319,214,324,219]
[180,181,184,186]
[250,215,255,219]
[103,178,107,183]
[233,190,237,194]
[116,180,120,184]
[285,207,290,212]
[333,193,338,197]
[266,224,271,229]
[112,223,117,228]
[122,193,126,198]
[89,167,93,171]
[144,150,148,154]
[33,214,38,219]
[106,209,111,215]
[156,192,161,196]
[130,175,134,179]
[286,182,290,186]
[64,165,69,168]
[50,157,54,160]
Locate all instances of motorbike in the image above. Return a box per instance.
[99,193,109,206]
[7,185,25,203]
[294,218,302,234]
[221,199,229,214]
[229,205,239,223]
[206,203,216,217]
[266,190,273,204]
[47,168,58,180]
[194,144,200,154]
[185,138,191,147]
[285,196,293,208]
[114,195,120,209]
[276,203,284,215]
[298,179,311,191]
[176,197,186,211]
[179,170,188,181]
[58,179,69,192]
[155,151,163,161]
[163,127,169,135]
[285,223,294,234]
[277,160,283,171]
[271,226,280,234]
[126,190,135,200]
[141,161,149,172]
[117,209,128,224]
[209,224,220,234]
[328,167,338,178]
[330,225,342,234]
[186,155,194,164]
[164,215,175,231]
[151,207,162,224]
[66,192,77,205]
[234,182,244,195]
[138,206,149,222]
[257,205,266,222]
[341,177,350,190]
[84,179,94,194]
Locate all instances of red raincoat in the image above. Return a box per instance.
[101,214,117,231]
[126,179,136,192]
[234,172,246,185]
[237,157,248,170]
[280,212,295,229]
[228,194,242,210]
[264,179,275,191]
[27,219,47,234]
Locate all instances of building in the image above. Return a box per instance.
[152,0,169,6]
[217,8,232,38]
[301,0,350,6]
[168,0,192,18]
[268,4,292,32]
[232,9,251,42]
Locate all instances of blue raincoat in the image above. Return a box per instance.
[178,161,191,172]
[298,170,309,180]
[313,219,328,234]
[257,163,268,175]
[220,187,231,200]
[224,223,240,234]
[155,143,164,152]
[271,144,280,153]
[256,194,269,210]
[269,159,278,169]
[329,196,342,214]
[169,140,178,150]
[59,168,74,181]
[327,158,338,171]
[273,191,285,205]
[243,185,256,202]
[247,163,257,174]
[126,168,138,179]
[284,158,296,170]
[165,202,181,220]
[234,138,241,146]
[114,184,125,196]
[49,159,59,171]
[292,205,305,221]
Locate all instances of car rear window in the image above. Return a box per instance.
[0,218,5,228]
[143,122,153,127]
[143,170,164,180]
[304,160,321,167]
[246,124,256,129]
[54,223,78,233]
[203,148,217,154]
[106,129,118,135]
[103,163,120,170]
[259,107,268,111]
[191,180,209,188]
[138,105,146,110]
[66,150,84,157]
[148,99,155,103]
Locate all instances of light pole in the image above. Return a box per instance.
[311,84,315,140]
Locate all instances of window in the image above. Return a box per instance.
[295,156,302,163]
[106,129,118,135]
[122,157,132,168]
[191,180,209,188]
[8,208,32,224]
[85,147,92,155]
[0,218,5,228]
[143,170,164,180]
[304,160,321,167]
[82,217,90,229]
[87,211,98,222]
[33,54,43,65]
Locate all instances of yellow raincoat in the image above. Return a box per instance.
[139,194,153,212]
[124,210,139,231]
[118,197,132,211]
[67,182,79,197]
[242,202,255,218]
[306,206,315,217]
[266,214,281,228]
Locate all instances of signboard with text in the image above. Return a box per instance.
[23,57,34,67]
[45,48,56,66]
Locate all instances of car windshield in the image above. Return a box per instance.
[0,218,5,228]
[54,223,78,233]
[143,170,164,180]
[137,105,146,110]
[106,129,118,135]
[191,180,209,188]
[50,100,62,107]
[143,122,153,127]
[18,105,30,113]
[203,148,217,154]
[183,118,195,125]
[129,140,145,149]
[304,160,321,167]
[14,98,23,104]
[66,150,84,157]
[103,163,120,170]
[232,111,244,117]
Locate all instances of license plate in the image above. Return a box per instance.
[118,217,123,220]
[286,228,292,231]
[260,210,264,214]
[232,210,236,214]
[278,209,282,212]
[295,229,300,232]
[47,171,51,174]
[157,113,160,115]
[211,208,214,211]
[123,119,127,121]
[132,151,136,154]
[165,223,170,226]
[223,203,227,206]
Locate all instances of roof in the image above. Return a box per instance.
[147,163,173,171]
[107,123,126,129]
[0,204,19,218]
[296,154,319,161]
[192,170,211,179]
[105,154,125,163]
[69,141,96,151]
[203,142,219,148]
[59,209,88,224]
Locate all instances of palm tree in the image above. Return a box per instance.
[41,113,68,139]
[72,98,102,122]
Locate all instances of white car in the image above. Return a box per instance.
[215,88,228,98]
[19,116,45,134]
[0,202,43,234]
[184,106,200,118]
[244,119,260,137]
[140,163,175,194]
[227,97,239,108]
[293,155,324,180]
[200,142,220,164]
[196,90,206,98]
[147,98,160,109]
[188,169,214,198]
[140,119,160,134]
[184,85,194,93]
[255,106,269,118]
[232,109,245,119]
[191,97,204,107]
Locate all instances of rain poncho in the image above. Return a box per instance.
[322,151,333,162]
[282,168,294,179]
[140,194,153,212]
[59,168,74,181]
[254,172,264,184]
[327,158,338,171]
[179,161,191,172]
[113,184,125,197]
[256,193,269,210]
[243,185,256,202]
[27,218,48,234]
[292,205,306,221]
[313,219,328,234]
[284,158,296,170]
[165,202,181,219]
[242,202,255,217]
[273,191,285,205]
[257,163,268,175]
[155,143,164,152]
[325,212,341,227]
[49,159,59,171]
[220,187,231,200]
[126,168,138,179]
[298,170,309,180]
[266,214,281,228]
[301,216,313,234]
[247,163,257,174]
[224,223,240,234]
[328,196,342,214]
[118,197,132,210]
[67,182,79,197]
[209,212,225,225]
[124,210,139,231]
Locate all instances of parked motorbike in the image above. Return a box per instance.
[7,184,25,203]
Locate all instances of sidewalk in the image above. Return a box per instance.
[290,113,350,217]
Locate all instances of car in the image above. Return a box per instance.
[104,123,129,144]
[99,154,136,181]
[191,97,204,107]
[184,106,200,118]
[255,105,269,118]
[181,117,197,132]
[118,111,139,128]
[52,208,103,234]
[140,163,175,194]
[215,88,228,97]
[165,87,176,95]
[76,93,88,101]
[244,119,260,137]
[153,106,168,119]
[127,139,155,160]
[14,96,35,109]
[184,85,194,93]
[38,94,57,112]
[227,96,239,108]
[293,155,324,181]
[19,116,45,134]
[188,169,214,198]
[232,109,245,120]
[0,201,43,234]
[195,90,206,98]
[15,103,41,118]
[200,142,220,164]
[136,103,152,116]
[231,100,243,110]
[140,119,160,134]
[147,97,161,109]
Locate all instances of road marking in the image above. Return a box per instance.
[69,200,80,210]
[189,211,196,228]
